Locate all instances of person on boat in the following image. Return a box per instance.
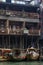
[30,46,34,49]
[29,46,39,57]
[29,46,35,54]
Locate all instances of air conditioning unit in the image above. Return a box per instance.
[23,28,28,34]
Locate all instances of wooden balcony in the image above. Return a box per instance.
[0,28,41,36]
[0,15,39,23]
[0,10,39,19]
[6,28,41,36]
[0,10,40,23]
[23,29,41,36]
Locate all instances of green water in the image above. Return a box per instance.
[0,62,43,65]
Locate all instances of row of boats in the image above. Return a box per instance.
[0,47,40,61]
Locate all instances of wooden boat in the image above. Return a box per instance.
[26,47,39,60]
[7,48,26,61]
[0,48,12,61]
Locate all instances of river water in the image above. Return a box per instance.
[0,62,43,65]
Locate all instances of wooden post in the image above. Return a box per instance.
[23,21,25,49]
[6,20,9,34]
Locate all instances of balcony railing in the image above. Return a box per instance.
[0,10,39,19]
[28,29,40,36]
[0,15,39,23]
[10,29,41,36]
[0,27,40,36]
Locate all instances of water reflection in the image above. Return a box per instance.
[0,62,43,65]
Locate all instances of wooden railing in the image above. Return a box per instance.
[0,10,39,19]
[0,27,41,35]
[29,29,40,35]
[0,28,40,35]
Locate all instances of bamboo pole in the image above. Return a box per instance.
[9,35,10,49]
